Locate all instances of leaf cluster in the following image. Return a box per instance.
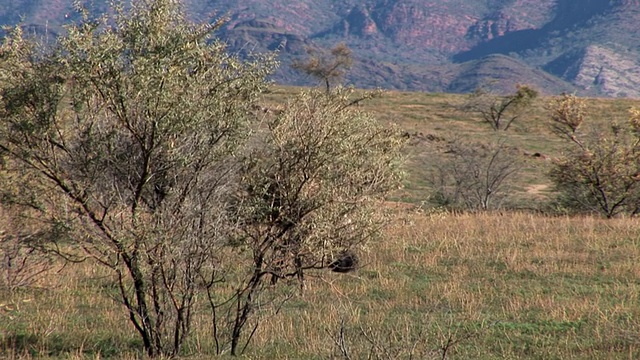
[291,43,353,93]
[464,84,538,131]
[235,88,404,283]
[548,94,640,218]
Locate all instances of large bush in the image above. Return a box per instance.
[0,0,404,356]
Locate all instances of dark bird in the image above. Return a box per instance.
[329,250,358,273]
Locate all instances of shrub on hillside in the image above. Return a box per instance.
[548,94,640,218]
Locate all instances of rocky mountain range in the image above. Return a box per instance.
[2,0,640,96]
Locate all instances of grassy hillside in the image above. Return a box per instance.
[2,87,640,359]
[266,86,640,209]
[2,211,640,358]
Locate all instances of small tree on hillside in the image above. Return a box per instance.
[428,137,521,211]
[548,94,640,218]
[291,43,353,93]
[463,84,538,131]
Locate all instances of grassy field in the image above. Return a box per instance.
[267,87,640,208]
[2,88,640,359]
[2,210,640,359]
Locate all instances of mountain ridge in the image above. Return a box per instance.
[2,0,640,97]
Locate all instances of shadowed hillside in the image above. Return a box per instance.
[2,0,640,96]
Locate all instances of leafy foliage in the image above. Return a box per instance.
[238,88,403,282]
[1,0,274,356]
[463,84,538,131]
[0,1,404,357]
[291,43,353,93]
[548,94,640,218]
[227,88,404,354]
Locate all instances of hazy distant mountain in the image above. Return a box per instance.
[2,0,640,97]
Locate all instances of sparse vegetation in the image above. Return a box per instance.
[548,94,640,218]
[462,84,539,131]
[2,211,640,358]
[291,43,353,93]
[3,83,640,358]
[427,136,522,211]
[2,2,640,357]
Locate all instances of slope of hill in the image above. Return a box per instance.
[545,45,640,97]
[446,54,576,94]
[2,0,640,97]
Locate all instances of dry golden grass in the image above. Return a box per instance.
[245,210,640,359]
[3,87,640,358]
[3,209,640,359]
